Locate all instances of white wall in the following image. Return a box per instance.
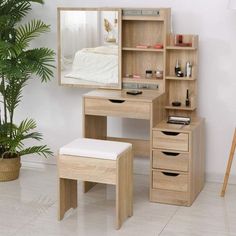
[18,0,236,183]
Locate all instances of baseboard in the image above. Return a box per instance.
[21,160,236,185]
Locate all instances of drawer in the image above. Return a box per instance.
[150,188,189,206]
[152,149,189,172]
[153,130,189,151]
[84,98,150,119]
[152,170,188,192]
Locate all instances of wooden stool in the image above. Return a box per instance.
[57,138,133,229]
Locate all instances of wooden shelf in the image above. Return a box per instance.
[166,46,197,50]
[122,16,165,21]
[123,77,162,85]
[122,47,164,52]
[165,105,196,111]
[166,76,196,81]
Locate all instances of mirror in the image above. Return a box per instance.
[57,8,121,89]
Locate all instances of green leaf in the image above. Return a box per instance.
[19,145,53,158]
[16,19,50,49]
[24,47,55,82]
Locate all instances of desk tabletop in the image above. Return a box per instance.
[83,89,164,102]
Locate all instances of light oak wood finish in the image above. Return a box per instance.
[107,137,149,157]
[165,34,198,117]
[153,130,189,152]
[221,128,236,197]
[151,118,205,206]
[152,170,188,192]
[152,149,189,172]
[84,98,151,120]
[83,89,165,195]
[57,147,133,230]
[121,8,171,91]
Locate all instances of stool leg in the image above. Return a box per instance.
[116,155,129,230]
[58,178,77,220]
[127,149,133,217]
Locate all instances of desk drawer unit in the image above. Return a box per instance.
[151,127,192,206]
[84,98,150,119]
[152,149,189,172]
[152,130,189,151]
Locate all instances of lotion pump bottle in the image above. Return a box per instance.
[185,61,192,77]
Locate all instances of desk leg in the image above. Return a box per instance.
[83,115,107,193]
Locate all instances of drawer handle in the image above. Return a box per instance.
[162,131,180,136]
[162,151,180,156]
[108,99,125,103]
[162,172,180,177]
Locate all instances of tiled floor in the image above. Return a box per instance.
[0,165,236,236]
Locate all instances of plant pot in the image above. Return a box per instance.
[0,156,21,182]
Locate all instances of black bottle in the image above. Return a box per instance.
[175,59,181,76]
[185,89,190,107]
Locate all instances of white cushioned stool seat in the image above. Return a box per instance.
[59,138,132,160]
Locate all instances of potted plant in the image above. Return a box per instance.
[0,0,55,181]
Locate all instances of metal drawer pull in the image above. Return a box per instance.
[162,131,180,136]
[162,172,180,177]
[162,151,180,156]
[108,99,125,103]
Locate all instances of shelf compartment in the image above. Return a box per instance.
[122,51,164,78]
[122,47,164,52]
[167,34,198,49]
[122,20,164,48]
[166,50,197,78]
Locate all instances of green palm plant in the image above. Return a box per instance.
[0,0,55,159]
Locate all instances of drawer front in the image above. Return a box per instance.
[152,170,188,192]
[150,188,189,206]
[152,149,189,172]
[153,130,189,151]
[84,98,150,119]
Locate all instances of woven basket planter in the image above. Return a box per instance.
[0,156,21,182]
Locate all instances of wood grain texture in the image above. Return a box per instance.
[152,170,188,192]
[84,97,151,120]
[57,147,133,229]
[152,130,189,151]
[152,149,189,172]
[58,178,77,220]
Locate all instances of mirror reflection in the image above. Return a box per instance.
[58,9,120,88]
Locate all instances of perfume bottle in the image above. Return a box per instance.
[185,89,190,107]
[175,59,181,76]
[185,61,192,77]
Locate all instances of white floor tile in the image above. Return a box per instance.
[0,165,236,236]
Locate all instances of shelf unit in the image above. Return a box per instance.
[121,8,171,92]
[165,34,198,117]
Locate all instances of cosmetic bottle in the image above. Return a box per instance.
[185,61,192,77]
[175,59,181,76]
[185,89,190,107]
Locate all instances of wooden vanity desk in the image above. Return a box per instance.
[83,89,166,191]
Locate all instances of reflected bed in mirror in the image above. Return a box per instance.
[57,8,121,89]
